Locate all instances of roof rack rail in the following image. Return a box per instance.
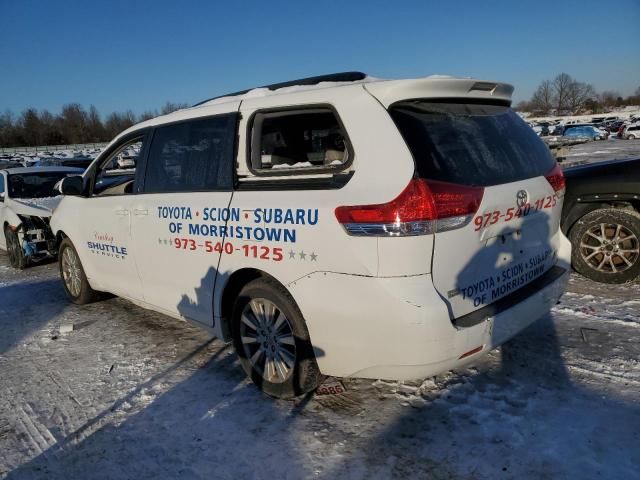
[192,71,367,107]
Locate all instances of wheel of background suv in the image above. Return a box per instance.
[570,208,640,284]
[59,237,103,304]
[4,226,28,269]
[231,278,321,399]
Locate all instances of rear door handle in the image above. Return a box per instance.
[133,209,149,216]
[115,209,129,216]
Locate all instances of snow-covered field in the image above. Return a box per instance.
[0,252,639,479]
[562,136,640,166]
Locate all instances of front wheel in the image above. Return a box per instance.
[570,208,640,283]
[231,278,321,398]
[59,237,103,304]
[4,226,28,269]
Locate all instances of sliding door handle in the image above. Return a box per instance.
[133,209,149,216]
[115,209,129,216]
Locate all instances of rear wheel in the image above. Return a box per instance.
[570,208,640,284]
[4,226,28,269]
[231,278,321,398]
[59,237,103,304]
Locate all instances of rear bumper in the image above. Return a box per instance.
[453,265,567,328]
[288,235,571,380]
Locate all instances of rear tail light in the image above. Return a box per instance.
[545,163,566,193]
[335,178,484,236]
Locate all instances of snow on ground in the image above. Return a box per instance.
[562,136,640,166]
[0,254,639,480]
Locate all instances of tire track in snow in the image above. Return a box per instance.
[2,390,56,462]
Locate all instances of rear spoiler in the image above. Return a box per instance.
[364,77,514,108]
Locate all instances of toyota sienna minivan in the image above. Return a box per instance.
[51,72,571,398]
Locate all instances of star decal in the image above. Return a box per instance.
[310,252,317,261]
[289,249,296,259]
[299,250,306,260]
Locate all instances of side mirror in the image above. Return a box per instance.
[59,176,84,196]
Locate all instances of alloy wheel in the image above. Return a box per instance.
[239,298,297,384]
[61,247,82,297]
[580,223,639,274]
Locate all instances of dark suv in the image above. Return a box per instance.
[562,157,640,283]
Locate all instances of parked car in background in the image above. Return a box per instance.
[562,157,640,283]
[603,120,624,133]
[115,154,137,169]
[622,124,640,140]
[0,158,23,170]
[50,72,571,398]
[563,125,608,141]
[0,166,84,269]
[36,157,94,170]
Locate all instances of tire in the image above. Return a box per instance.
[4,226,28,269]
[231,277,321,399]
[569,208,640,284]
[58,237,103,304]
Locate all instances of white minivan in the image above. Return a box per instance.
[51,73,571,398]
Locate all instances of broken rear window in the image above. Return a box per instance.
[250,108,351,175]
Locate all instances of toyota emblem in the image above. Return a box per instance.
[516,190,529,208]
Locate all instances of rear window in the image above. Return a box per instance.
[389,101,556,186]
[249,108,350,175]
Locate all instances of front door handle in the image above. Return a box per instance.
[115,209,129,216]
[133,209,149,216]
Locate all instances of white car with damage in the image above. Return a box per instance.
[49,72,572,398]
[0,167,84,269]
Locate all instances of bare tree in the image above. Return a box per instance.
[514,100,531,112]
[104,110,136,139]
[552,73,574,114]
[20,109,44,146]
[0,100,198,147]
[530,80,554,114]
[599,90,621,107]
[0,110,17,147]
[39,110,64,145]
[86,105,106,142]
[565,82,596,114]
[60,104,89,144]
[160,101,188,115]
[138,110,159,122]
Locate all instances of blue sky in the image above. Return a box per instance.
[1,0,638,116]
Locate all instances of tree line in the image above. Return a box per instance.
[516,73,640,116]
[0,101,188,148]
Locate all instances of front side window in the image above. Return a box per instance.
[93,137,145,196]
[249,108,350,175]
[143,115,236,193]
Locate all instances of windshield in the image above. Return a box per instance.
[389,101,556,186]
[7,172,72,198]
